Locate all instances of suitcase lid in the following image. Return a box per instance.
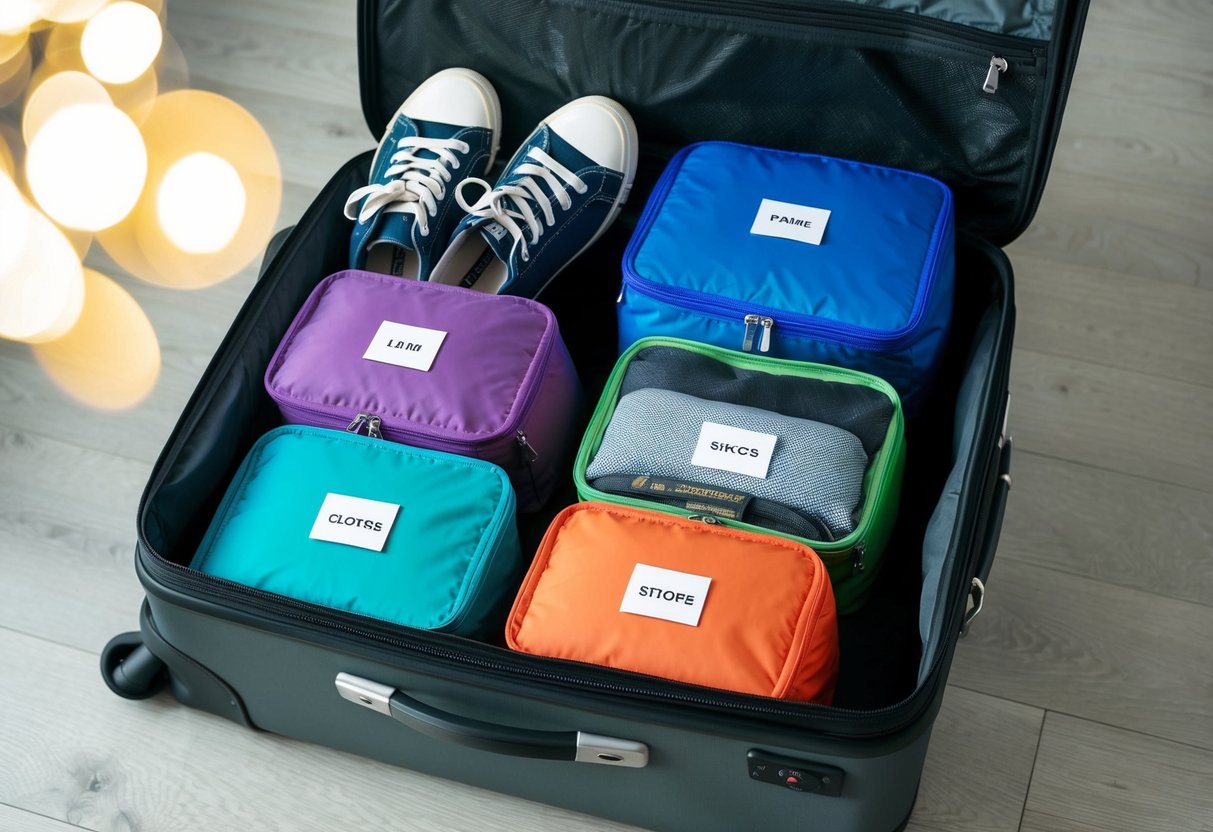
[356,0,1088,246]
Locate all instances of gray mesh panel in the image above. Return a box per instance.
[586,388,868,538]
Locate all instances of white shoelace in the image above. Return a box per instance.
[455,146,587,263]
[343,136,470,236]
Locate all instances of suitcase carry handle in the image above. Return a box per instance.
[335,673,649,768]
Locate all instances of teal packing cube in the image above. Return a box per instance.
[190,425,521,636]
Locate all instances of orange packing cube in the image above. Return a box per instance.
[506,502,839,703]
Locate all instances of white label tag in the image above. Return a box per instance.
[749,198,831,246]
[619,563,712,627]
[691,421,778,479]
[362,321,447,372]
[308,493,400,552]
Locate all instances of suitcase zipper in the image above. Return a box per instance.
[596,0,1043,62]
[983,56,1009,94]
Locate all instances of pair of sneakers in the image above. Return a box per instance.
[345,68,638,297]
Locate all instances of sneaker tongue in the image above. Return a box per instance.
[477,219,515,264]
[372,211,415,251]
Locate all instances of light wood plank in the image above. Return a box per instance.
[0,805,84,832]
[905,686,1043,832]
[1088,0,1212,53]
[1008,349,1213,493]
[0,629,640,832]
[0,429,150,652]
[164,8,359,110]
[998,450,1213,608]
[1014,168,1212,290]
[1021,713,1213,832]
[1043,91,1213,204]
[165,0,357,39]
[1011,254,1213,387]
[949,559,1213,751]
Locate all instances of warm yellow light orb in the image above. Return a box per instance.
[0,1,49,34]
[0,28,28,64]
[80,1,163,85]
[22,70,110,144]
[0,173,30,274]
[33,268,161,410]
[43,0,108,23]
[156,152,247,254]
[0,204,85,343]
[27,102,147,231]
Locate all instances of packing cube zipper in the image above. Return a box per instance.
[190,425,522,637]
[574,337,905,614]
[617,141,955,417]
[264,270,583,511]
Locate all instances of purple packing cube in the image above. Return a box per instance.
[265,270,583,511]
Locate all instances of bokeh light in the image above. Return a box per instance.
[0,196,85,343]
[0,131,13,177]
[106,64,159,124]
[33,268,161,409]
[22,70,110,143]
[81,2,163,85]
[27,102,148,231]
[0,42,33,108]
[0,1,50,33]
[0,29,28,64]
[99,89,281,288]
[157,152,247,254]
[39,17,186,123]
[0,173,31,274]
[43,0,108,24]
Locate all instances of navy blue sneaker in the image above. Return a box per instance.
[345,68,500,279]
[428,95,638,297]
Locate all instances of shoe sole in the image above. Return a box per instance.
[521,95,640,299]
[371,67,503,177]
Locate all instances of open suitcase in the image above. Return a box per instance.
[100,1,1088,829]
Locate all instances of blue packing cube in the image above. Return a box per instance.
[617,141,954,417]
[190,425,521,637]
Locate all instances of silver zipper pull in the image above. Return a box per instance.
[688,514,722,525]
[741,314,760,352]
[516,430,538,464]
[346,412,382,438]
[982,56,1007,94]
[758,317,774,353]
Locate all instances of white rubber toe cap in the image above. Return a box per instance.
[398,67,501,132]
[544,95,638,176]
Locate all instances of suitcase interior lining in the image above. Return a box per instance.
[142,150,1003,711]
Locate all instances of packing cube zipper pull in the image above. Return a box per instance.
[345,411,382,439]
[983,56,1008,94]
[742,314,760,352]
[759,317,774,353]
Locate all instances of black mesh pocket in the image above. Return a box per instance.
[619,346,895,456]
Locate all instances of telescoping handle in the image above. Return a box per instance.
[334,673,649,768]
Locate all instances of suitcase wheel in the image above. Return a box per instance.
[101,631,169,700]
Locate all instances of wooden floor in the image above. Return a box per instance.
[1,1,1210,830]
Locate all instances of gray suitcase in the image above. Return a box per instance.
[101,1,1087,829]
